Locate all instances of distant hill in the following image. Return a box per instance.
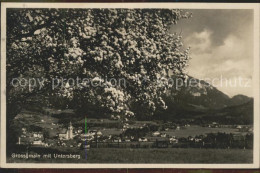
[168,76,230,109]
[200,99,254,125]
[228,94,252,106]
[218,99,253,124]
[151,76,253,125]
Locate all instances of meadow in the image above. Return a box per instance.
[81,148,253,163]
[161,125,246,138]
[8,148,253,163]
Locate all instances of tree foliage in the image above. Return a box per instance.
[7,9,190,119]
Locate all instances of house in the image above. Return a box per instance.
[113,137,122,143]
[32,140,43,145]
[236,125,242,129]
[188,136,194,141]
[124,138,131,142]
[138,137,148,142]
[33,133,43,138]
[152,131,160,137]
[211,122,219,128]
[44,139,56,147]
[195,138,202,143]
[160,133,167,138]
[22,128,27,133]
[111,115,120,120]
[59,129,68,139]
[80,134,94,141]
[58,122,74,140]
[81,143,90,149]
[96,131,102,136]
[89,130,97,136]
[80,129,98,140]
[191,92,201,97]
[169,137,178,144]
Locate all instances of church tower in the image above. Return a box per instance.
[67,121,73,139]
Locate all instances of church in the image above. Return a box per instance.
[58,121,74,140]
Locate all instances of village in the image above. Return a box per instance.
[16,114,253,150]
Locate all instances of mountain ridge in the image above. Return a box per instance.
[151,75,253,124]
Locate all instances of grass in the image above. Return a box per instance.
[84,148,253,163]
[100,128,123,136]
[162,125,244,138]
[7,148,253,163]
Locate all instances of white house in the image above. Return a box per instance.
[32,140,43,145]
[152,131,160,137]
[58,122,74,140]
[96,131,102,136]
[33,133,43,138]
[161,133,167,138]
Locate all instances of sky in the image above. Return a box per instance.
[171,9,254,97]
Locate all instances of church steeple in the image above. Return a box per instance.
[67,121,73,139]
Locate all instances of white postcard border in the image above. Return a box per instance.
[1,2,259,169]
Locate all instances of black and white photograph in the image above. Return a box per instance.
[0,3,259,168]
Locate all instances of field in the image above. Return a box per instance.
[84,148,253,163]
[161,125,246,138]
[100,128,123,136]
[7,148,252,163]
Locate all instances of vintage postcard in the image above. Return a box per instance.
[1,2,259,168]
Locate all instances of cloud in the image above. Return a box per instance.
[185,31,253,97]
[171,9,253,97]
[172,9,253,47]
[185,29,212,54]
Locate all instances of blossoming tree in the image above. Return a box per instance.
[7,9,190,121]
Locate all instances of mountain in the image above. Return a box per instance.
[152,76,253,125]
[219,99,253,124]
[168,76,230,109]
[228,94,253,106]
[201,99,254,125]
